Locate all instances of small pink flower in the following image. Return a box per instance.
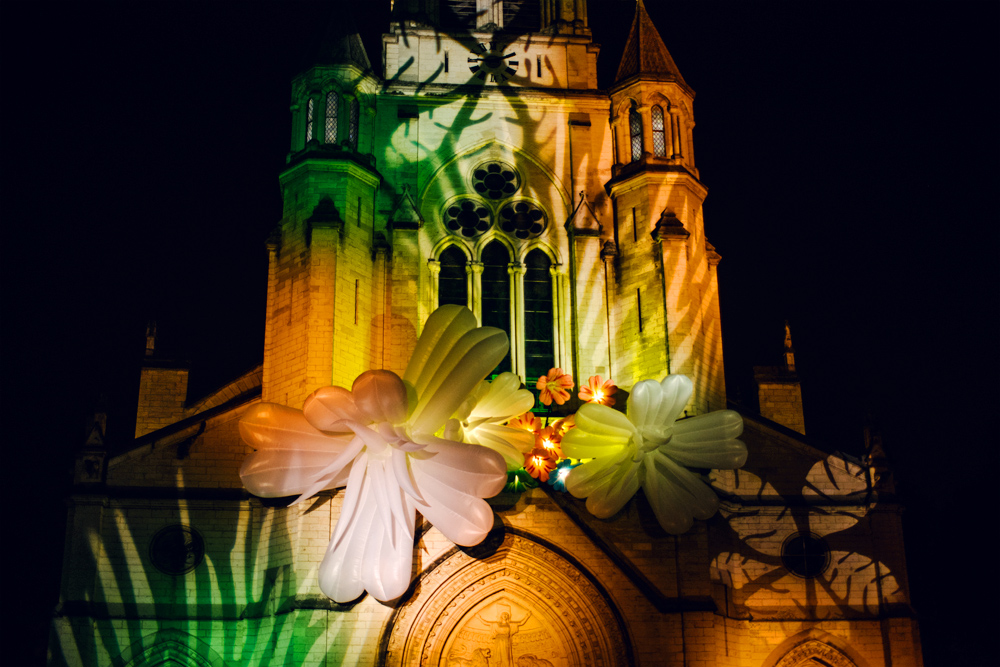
[579,375,617,406]
[536,368,574,406]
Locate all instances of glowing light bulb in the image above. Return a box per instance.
[558,468,570,480]
[593,390,604,403]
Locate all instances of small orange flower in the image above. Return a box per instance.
[535,426,564,460]
[579,375,617,406]
[551,414,576,434]
[536,368,574,406]
[524,447,559,482]
[507,411,540,433]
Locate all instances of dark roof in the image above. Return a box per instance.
[614,0,687,87]
[315,7,371,70]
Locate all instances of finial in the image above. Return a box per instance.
[145,320,157,357]
[783,320,795,373]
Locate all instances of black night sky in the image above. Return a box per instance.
[2,2,997,664]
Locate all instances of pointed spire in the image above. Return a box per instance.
[614,0,687,87]
[316,6,371,71]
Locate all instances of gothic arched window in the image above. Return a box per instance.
[438,246,468,308]
[651,105,666,157]
[524,249,554,382]
[629,104,643,162]
[325,92,339,143]
[482,241,512,375]
[348,98,360,149]
[305,98,315,143]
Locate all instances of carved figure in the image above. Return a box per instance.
[477,609,532,667]
[516,656,555,667]
[448,648,492,667]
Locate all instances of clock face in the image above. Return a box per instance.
[468,42,518,83]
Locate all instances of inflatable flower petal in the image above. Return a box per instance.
[449,372,536,471]
[562,374,746,534]
[240,305,510,603]
[239,403,357,498]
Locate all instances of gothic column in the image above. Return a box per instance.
[670,112,683,160]
[637,104,653,160]
[509,262,526,379]
[469,261,484,323]
[427,259,440,309]
[550,264,567,374]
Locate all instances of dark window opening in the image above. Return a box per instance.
[482,241,512,375]
[438,246,468,308]
[637,288,643,332]
[651,105,666,157]
[524,249,554,384]
[629,105,643,162]
[305,98,315,143]
[325,92,338,143]
[348,98,359,148]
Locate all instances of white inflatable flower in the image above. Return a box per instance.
[444,372,536,471]
[562,375,746,534]
[239,305,513,602]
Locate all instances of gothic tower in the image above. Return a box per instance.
[264,0,726,416]
[606,0,725,412]
[264,17,381,407]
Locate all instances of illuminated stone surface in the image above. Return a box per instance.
[51,1,923,666]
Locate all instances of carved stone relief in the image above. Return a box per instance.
[773,640,859,667]
[382,531,630,667]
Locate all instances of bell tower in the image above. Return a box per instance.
[262,14,382,408]
[605,0,726,413]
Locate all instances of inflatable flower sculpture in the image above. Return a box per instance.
[443,372,536,471]
[562,375,746,534]
[238,305,521,603]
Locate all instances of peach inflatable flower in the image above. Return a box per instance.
[239,306,516,603]
[536,367,574,406]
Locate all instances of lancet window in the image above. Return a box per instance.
[435,243,556,383]
[438,246,468,308]
[651,105,666,157]
[305,98,315,143]
[481,241,513,375]
[524,249,554,382]
[348,98,360,149]
[629,104,643,162]
[325,92,339,143]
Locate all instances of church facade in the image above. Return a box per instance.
[51,2,924,666]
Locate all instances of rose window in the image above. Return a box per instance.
[499,201,546,239]
[444,200,492,238]
[781,532,831,579]
[472,162,520,200]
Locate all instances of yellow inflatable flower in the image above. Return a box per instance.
[562,375,746,534]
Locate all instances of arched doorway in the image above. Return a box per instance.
[380,529,631,666]
[771,638,863,667]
